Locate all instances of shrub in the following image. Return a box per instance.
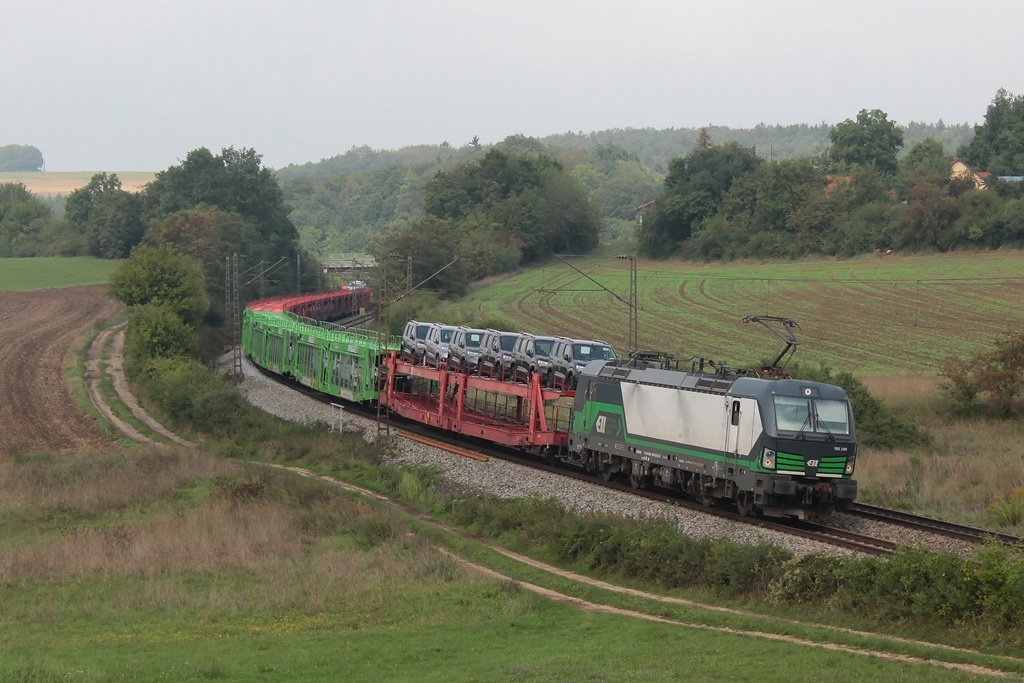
[940,330,1024,417]
[123,304,194,374]
[985,488,1024,528]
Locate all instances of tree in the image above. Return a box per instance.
[696,127,712,149]
[369,216,467,296]
[65,173,144,258]
[107,244,209,328]
[896,138,950,195]
[828,109,904,176]
[146,205,244,304]
[0,145,44,171]
[957,89,1024,176]
[144,147,300,293]
[0,183,52,256]
[423,148,601,270]
[637,142,762,256]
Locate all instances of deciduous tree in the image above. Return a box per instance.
[107,244,209,328]
[957,89,1024,176]
[638,142,762,257]
[65,173,144,258]
[828,109,903,176]
[0,144,44,171]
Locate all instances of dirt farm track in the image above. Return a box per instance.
[0,286,123,455]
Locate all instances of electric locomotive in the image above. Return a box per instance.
[567,356,857,520]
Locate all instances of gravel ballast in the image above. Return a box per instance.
[233,355,975,558]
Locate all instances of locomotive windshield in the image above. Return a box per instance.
[773,396,850,435]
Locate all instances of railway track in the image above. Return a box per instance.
[849,502,1022,546]
[255,362,1024,556]
[255,364,906,556]
[391,418,901,555]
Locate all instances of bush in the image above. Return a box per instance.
[446,494,792,593]
[986,488,1024,528]
[940,330,1024,417]
[123,304,194,374]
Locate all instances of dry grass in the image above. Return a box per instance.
[860,374,942,408]
[0,445,468,615]
[0,446,227,513]
[856,373,1024,525]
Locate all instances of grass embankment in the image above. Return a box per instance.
[856,374,1024,526]
[0,257,119,291]
[3,447,1021,681]
[449,251,1024,375]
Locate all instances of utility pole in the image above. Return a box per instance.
[553,254,641,356]
[619,255,638,355]
[296,253,301,294]
[225,253,242,382]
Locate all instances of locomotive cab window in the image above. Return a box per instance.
[773,396,849,435]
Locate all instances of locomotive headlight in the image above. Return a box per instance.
[845,457,855,475]
[761,448,776,469]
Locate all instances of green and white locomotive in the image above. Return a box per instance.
[567,356,857,520]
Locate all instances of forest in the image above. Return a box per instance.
[2,90,1023,300]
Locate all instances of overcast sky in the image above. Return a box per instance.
[3,0,1022,171]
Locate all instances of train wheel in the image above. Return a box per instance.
[736,492,753,517]
[698,483,715,507]
[600,465,613,482]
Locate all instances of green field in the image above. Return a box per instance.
[0,257,118,291]
[450,251,1024,375]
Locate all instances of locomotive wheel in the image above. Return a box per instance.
[698,485,714,507]
[600,465,613,482]
[629,474,647,489]
[735,492,753,517]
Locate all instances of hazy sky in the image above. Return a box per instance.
[4,0,1022,171]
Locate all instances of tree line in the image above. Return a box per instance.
[639,91,1024,259]
[4,89,1023,301]
[0,147,312,316]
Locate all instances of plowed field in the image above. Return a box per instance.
[0,285,123,455]
[452,251,1024,375]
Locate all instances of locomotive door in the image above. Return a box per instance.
[723,398,742,463]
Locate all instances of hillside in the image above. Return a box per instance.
[447,251,1024,376]
[275,121,974,180]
